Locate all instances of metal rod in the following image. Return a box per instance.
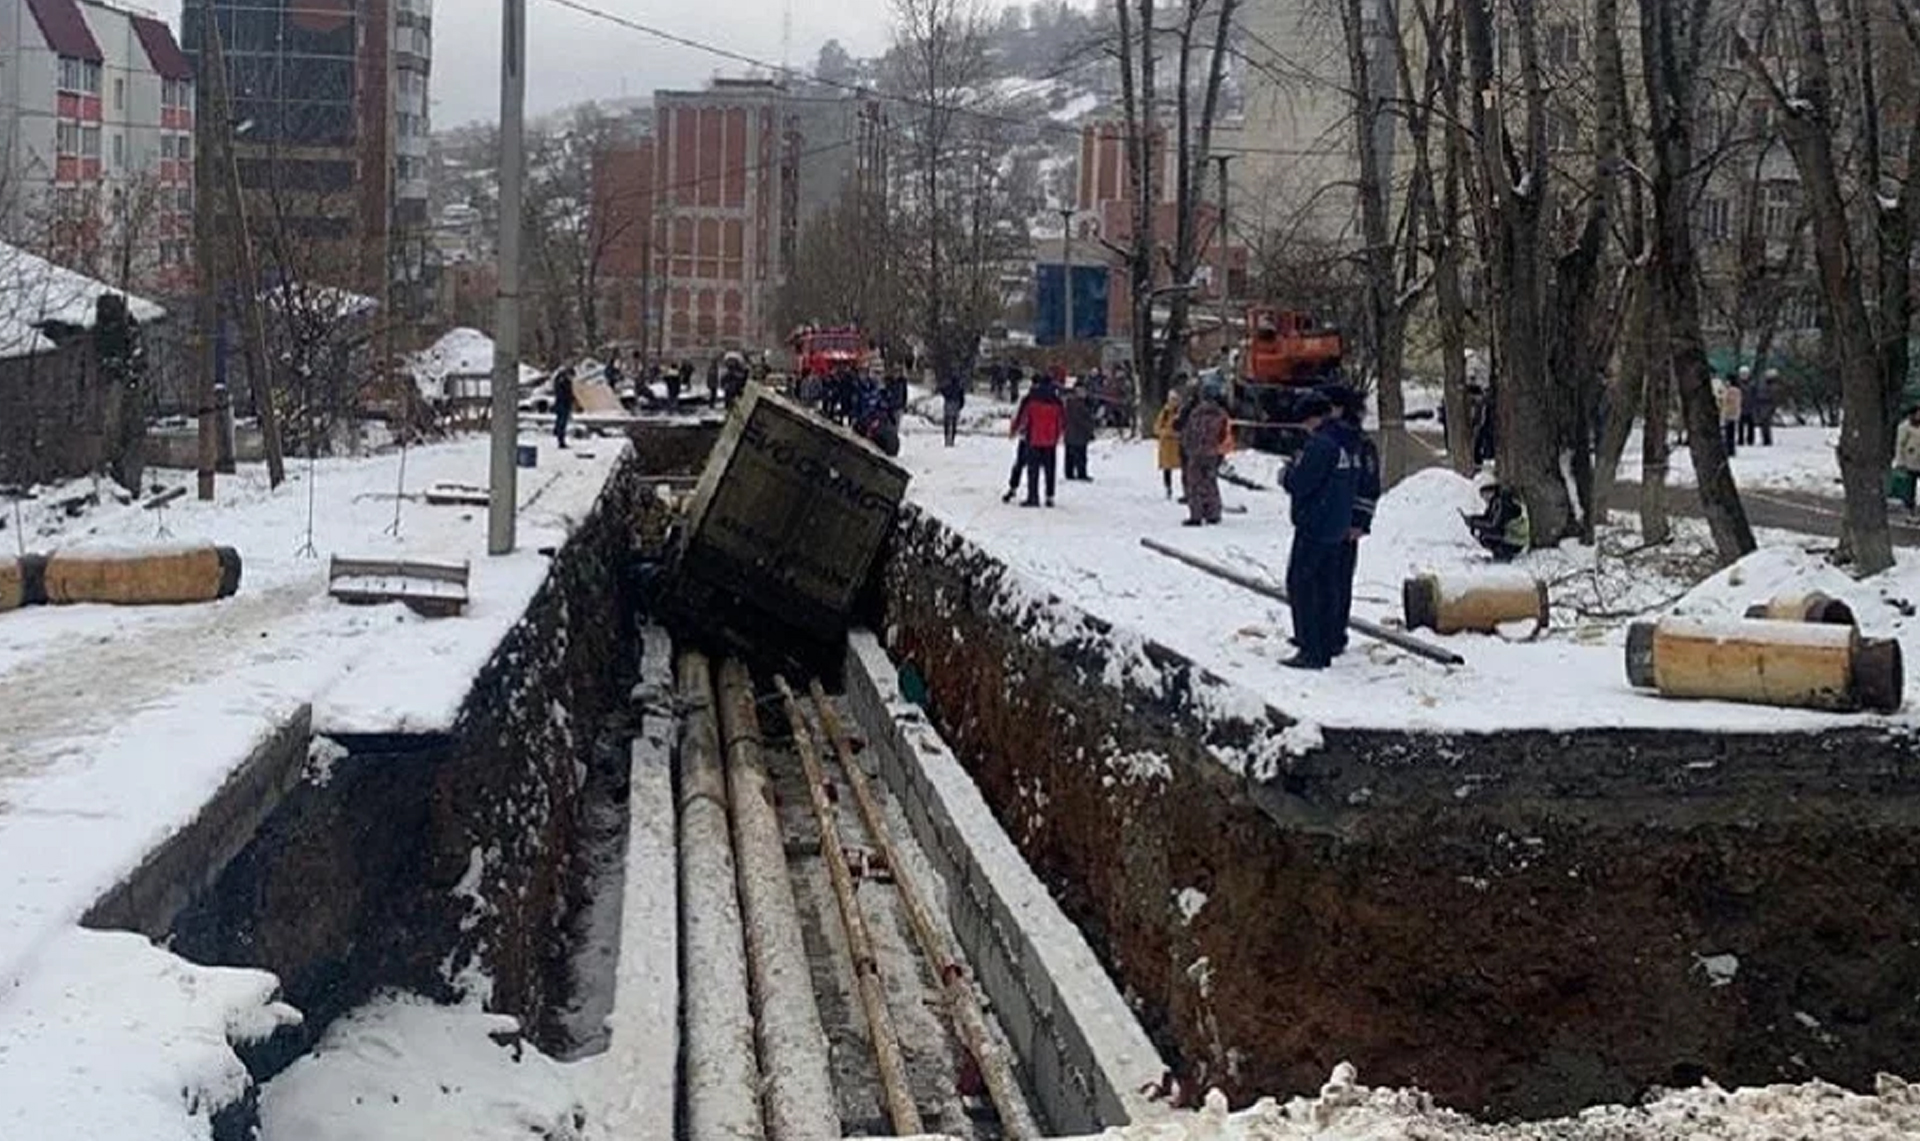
[674,651,766,1141]
[774,676,923,1137]
[1139,536,1465,666]
[488,0,526,555]
[807,680,1040,1141]
[715,661,840,1141]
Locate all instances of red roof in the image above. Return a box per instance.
[25,0,101,61]
[131,15,192,81]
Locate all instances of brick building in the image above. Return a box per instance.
[589,136,654,349]
[0,0,196,296]
[640,80,865,356]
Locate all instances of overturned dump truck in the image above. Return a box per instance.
[665,382,910,667]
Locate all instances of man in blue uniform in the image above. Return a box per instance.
[1280,392,1358,670]
[1324,386,1379,656]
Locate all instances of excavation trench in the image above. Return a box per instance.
[66,422,1920,1136]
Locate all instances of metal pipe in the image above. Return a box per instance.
[807,681,1040,1141]
[675,652,765,1141]
[488,0,525,555]
[1139,536,1465,666]
[715,660,840,1141]
[773,676,923,1136]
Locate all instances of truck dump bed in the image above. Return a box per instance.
[670,383,910,658]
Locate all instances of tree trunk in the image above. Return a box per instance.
[1346,0,1407,485]
[1122,0,1161,429]
[1733,0,1889,571]
[1463,0,1574,545]
[1644,0,1753,563]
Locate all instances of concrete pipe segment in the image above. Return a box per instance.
[1402,569,1550,636]
[1743,591,1857,627]
[1,545,242,609]
[1626,616,1904,714]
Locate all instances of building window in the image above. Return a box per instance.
[81,126,101,158]
[1762,180,1800,240]
[160,134,175,159]
[62,59,104,95]
[1547,106,1580,151]
[114,77,124,110]
[1544,22,1581,67]
[176,134,191,161]
[1702,196,1731,243]
[112,133,123,167]
[176,187,192,214]
[56,121,80,156]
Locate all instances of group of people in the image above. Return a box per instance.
[1716,366,1778,456]
[794,365,908,455]
[996,366,1103,505]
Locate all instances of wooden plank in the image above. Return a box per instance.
[328,556,470,586]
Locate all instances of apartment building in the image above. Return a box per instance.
[0,0,195,295]
[183,0,433,315]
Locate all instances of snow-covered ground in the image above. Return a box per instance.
[1615,424,1845,495]
[0,433,624,1138]
[895,414,1920,738]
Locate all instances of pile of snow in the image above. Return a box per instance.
[410,327,544,401]
[0,928,298,1140]
[259,994,589,1141]
[1089,1064,1920,1140]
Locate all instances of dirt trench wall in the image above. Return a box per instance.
[877,505,1920,1119]
[150,456,648,1063]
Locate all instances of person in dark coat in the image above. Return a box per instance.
[551,365,575,449]
[706,357,721,406]
[1325,386,1379,656]
[664,360,683,410]
[1465,473,1530,561]
[1280,392,1358,669]
[1062,379,1096,480]
[1006,375,1065,506]
[938,372,967,447]
[886,370,910,416]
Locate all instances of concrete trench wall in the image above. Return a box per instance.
[876,504,1920,1119]
[87,455,654,1074]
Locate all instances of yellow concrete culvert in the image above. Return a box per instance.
[1743,591,1857,627]
[0,555,45,612]
[1402,569,1550,636]
[39,545,242,606]
[1625,616,1904,714]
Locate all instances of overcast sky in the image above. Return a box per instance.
[162,0,905,127]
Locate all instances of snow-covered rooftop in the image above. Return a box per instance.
[0,241,165,359]
[409,327,545,399]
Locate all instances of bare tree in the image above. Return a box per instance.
[1156,0,1242,394]
[1113,0,1160,425]
[890,0,993,375]
[1344,0,1414,484]
[1736,0,1920,573]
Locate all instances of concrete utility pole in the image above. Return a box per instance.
[488,0,527,556]
[193,57,217,501]
[1058,205,1074,347]
[1213,153,1234,359]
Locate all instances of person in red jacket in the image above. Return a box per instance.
[1010,373,1066,507]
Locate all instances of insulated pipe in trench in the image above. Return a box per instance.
[774,675,924,1136]
[810,681,1042,1141]
[715,659,842,1141]
[675,651,766,1141]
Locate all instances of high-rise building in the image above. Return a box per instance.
[182,0,432,313]
[0,0,196,295]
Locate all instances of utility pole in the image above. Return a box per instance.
[1059,205,1075,347]
[202,0,286,487]
[488,0,526,556]
[193,56,217,501]
[1213,153,1234,364]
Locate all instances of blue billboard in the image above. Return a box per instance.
[1033,264,1110,346]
